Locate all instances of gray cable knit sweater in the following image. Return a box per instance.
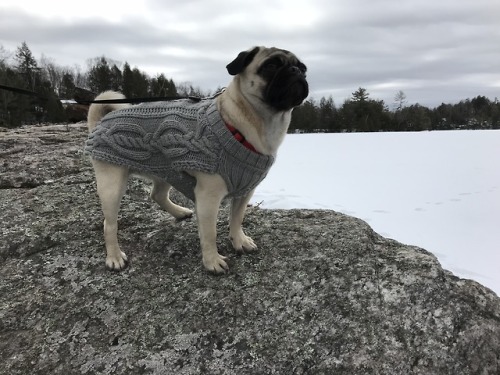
[85,99,275,202]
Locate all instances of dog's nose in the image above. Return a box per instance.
[288,66,305,76]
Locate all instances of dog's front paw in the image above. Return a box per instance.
[106,251,128,271]
[203,252,229,274]
[230,230,258,253]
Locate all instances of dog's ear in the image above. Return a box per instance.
[226,47,260,76]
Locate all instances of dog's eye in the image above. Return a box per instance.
[263,57,283,71]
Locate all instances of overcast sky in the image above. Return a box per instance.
[1,0,499,108]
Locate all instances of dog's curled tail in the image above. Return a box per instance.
[87,91,131,132]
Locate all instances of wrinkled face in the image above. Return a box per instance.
[227,47,309,111]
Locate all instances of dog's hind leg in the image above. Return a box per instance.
[150,177,193,220]
[93,160,129,270]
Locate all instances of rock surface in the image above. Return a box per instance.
[1,123,499,375]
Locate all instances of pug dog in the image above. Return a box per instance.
[86,46,308,273]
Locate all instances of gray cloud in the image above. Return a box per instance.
[0,0,498,107]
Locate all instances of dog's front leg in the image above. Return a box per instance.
[229,189,257,253]
[191,172,229,273]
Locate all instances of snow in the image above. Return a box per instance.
[252,130,500,297]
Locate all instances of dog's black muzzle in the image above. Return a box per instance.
[265,67,309,111]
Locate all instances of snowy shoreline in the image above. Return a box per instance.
[252,129,500,296]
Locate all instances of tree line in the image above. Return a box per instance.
[0,42,207,127]
[1,42,499,131]
[291,88,500,133]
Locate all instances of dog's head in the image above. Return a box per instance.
[226,46,309,112]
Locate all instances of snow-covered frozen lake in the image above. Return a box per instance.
[252,130,500,296]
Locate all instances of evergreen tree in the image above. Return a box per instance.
[400,105,432,131]
[87,56,112,93]
[37,79,65,123]
[318,96,337,131]
[120,63,150,98]
[470,96,491,128]
[60,72,76,99]
[290,99,319,132]
[129,67,149,97]
[150,73,178,97]
[491,99,500,129]
[0,64,31,127]
[434,103,454,130]
[122,62,133,98]
[168,79,178,96]
[110,64,122,91]
[15,41,39,90]
[13,42,46,124]
[338,88,392,132]
[352,87,369,102]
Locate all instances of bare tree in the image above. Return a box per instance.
[0,44,11,66]
[40,54,63,96]
[394,90,407,111]
[72,64,88,89]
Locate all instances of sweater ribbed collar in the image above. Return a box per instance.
[205,101,275,172]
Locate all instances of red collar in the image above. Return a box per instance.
[225,123,259,154]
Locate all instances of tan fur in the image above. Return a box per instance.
[87,47,306,273]
[87,91,130,132]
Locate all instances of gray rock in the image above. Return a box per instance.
[1,123,499,375]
